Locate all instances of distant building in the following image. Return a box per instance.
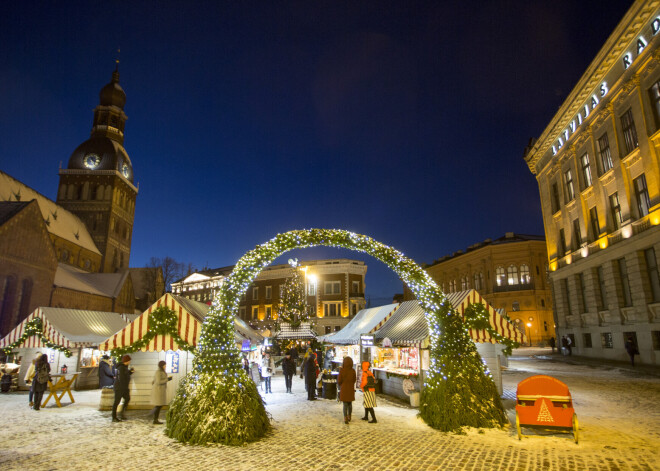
[409,233,554,345]
[523,2,660,364]
[171,259,368,335]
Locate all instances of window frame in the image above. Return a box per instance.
[564,168,575,201]
[609,192,623,230]
[580,152,593,189]
[633,174,651,218]
[324,281,341,295]
[620,107,639,155]
[598,132,614,174]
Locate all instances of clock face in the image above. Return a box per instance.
[83,153,101,169]
[121,163,130,178]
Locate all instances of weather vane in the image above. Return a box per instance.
[115,48,120,70]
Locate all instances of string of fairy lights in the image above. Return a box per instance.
[1,317,72,357]
[167,228,508,444]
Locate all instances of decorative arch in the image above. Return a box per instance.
[166,229,505,446]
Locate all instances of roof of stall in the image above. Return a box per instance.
[0,307,134,349]
[100,293,262,352]
[373,290,526,347]
[318,303,400,345]
[274,322,317,340]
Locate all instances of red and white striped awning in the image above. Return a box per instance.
[0,307,132,350]
[446,290,526,344]
[100,293,203,352]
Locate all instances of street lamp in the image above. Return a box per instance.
[526,322,532,347]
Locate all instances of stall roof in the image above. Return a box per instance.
[274,322,317,340]
[0,307,133,350]
[373,290,526,347]
[100,293,262,352]
[54,263,131,298]
[318,303,399,345]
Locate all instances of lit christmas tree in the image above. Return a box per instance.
[275,259,312,331]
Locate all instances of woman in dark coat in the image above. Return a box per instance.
[337,356,356,424]
[98,355,115,388]
[112,355,133,422]
[282,350,296,394]
[304,349,319,400]
[32,354,50,411]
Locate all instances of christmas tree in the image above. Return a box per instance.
[275,259,312,331]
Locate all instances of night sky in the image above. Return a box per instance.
[0,1,634,303]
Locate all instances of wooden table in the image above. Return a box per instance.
[42,372,80,408]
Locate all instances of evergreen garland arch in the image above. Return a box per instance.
[166,228,505,446]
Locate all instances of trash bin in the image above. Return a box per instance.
[322,379,337,400]
[409,392,420,408]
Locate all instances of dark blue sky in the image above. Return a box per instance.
[0,1,633,302]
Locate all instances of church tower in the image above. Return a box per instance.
[56,64,137,273]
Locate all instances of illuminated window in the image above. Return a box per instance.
[324,302,341,317]
[496,267,506,286]
[598,133,613,174]
[307,282,316,296]
[580,153,592,189]
[572,219,582,250]
[609,192,623,230]
[647,80,660,128]
[634,174,651,218]
[265,305,272,319]
[589,207,600,240]
[507,265,519,285]
[520,265,530,284]
[620,108,638,154]
[324,281,341,295]
[251,306,259,320]
[551,182,561,214]
[564,169,575,201]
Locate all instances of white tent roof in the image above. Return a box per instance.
[319,303,399,345]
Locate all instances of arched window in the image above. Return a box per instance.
[520,264,531,284]
[496,267,506,286]
[507,265,519,285]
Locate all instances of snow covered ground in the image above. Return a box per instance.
[0,348,658,470]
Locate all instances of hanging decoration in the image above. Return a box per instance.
[463,302,520,356]
[0,317,72,357]
[108,306,196,358]
[166,228,505,446]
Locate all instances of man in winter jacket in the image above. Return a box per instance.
[282,349,296,393]
[304,350,319,400]
[98,355,115,388]
[112,355,133,422]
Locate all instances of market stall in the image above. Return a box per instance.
[100,293,262,409]
[0,307,134,390]
[371,290,525,400]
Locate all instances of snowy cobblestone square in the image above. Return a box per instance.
[0,350,658,470]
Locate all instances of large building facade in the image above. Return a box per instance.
[417,233,554,345]
[171,259,368,335]
[524,1,660,365]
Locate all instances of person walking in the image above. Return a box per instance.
[282,350,296,393]
[32,354,50,411]
[566,336,572,356]
[360,361,377,423]
[98,355,115,388]
[304,349,319,400]
[549,336,556,354]
[262,353,274,394]
[337,356,356,424]
[624,336,639,367]
[112,354,133,422]
[149,360,172,424]
[24,353,40,407]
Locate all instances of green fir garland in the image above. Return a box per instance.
[166,228,506,445]
[109,306,196,357]
[0,317,72,357]
[462,302,520,356]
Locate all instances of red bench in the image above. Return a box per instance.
[515,375,578,444]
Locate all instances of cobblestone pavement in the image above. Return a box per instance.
[0,352,658,471]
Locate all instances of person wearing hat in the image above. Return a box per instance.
[112,354,133,422]
[98,355,115,389]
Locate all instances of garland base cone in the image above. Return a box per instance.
[165,371,270,446]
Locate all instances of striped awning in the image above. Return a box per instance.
[317,303,399,345]
[274,322,317,340]
[100,293,203,352]
[0,307,132,350]
[373,290,526,347]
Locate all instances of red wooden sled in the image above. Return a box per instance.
[515,375,578,444]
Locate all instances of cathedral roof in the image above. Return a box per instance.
[0,171,101,255]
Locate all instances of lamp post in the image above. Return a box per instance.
[526,322,532,347]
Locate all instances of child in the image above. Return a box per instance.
[360,361,377,423]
